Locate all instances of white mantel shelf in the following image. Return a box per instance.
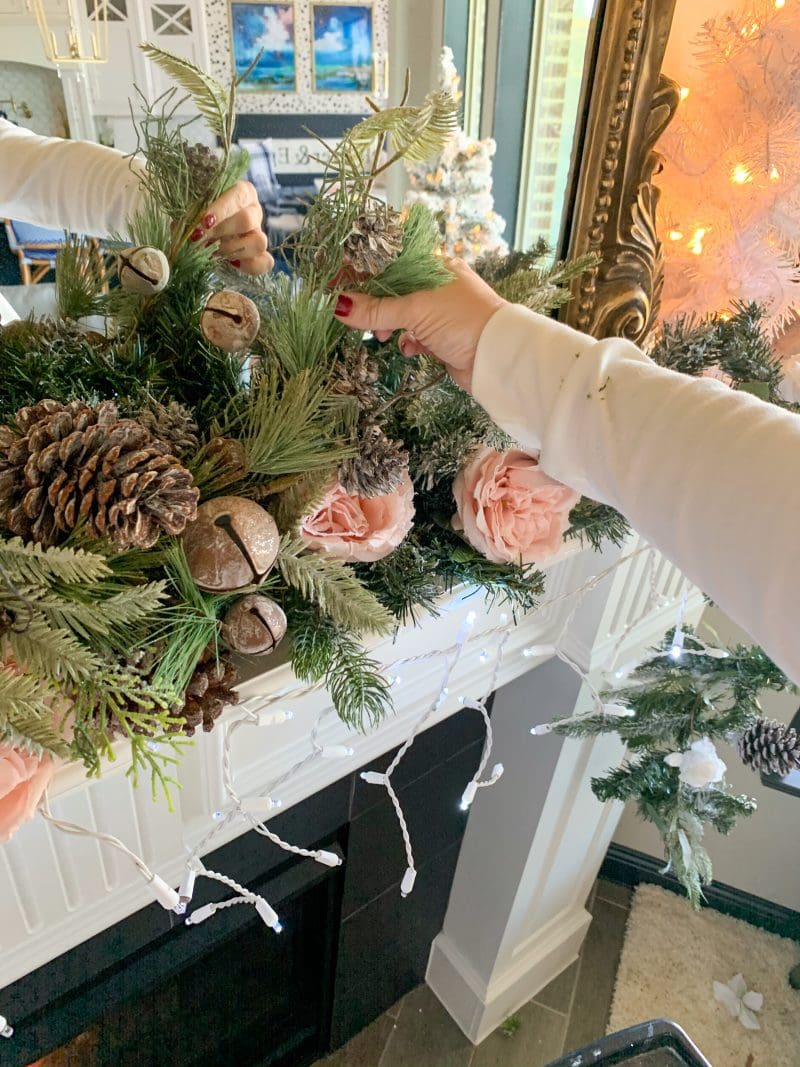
[0,535,704,1021]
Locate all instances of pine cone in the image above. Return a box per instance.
[0,399,199,549]
[137,401,200,458]
[341,207,404,277]
[183,141,221,204]
[339,422,409,497]
[102,646,237,739]
[738,717,800,776]
[331,346,380,409]
[180,651,239,736]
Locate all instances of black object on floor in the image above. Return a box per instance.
[544,1018,712,1067]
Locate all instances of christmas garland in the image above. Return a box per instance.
[554,627,798,906]
[0,48,612,811]
[2,45,797,890]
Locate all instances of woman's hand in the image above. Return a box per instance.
[332,259,506,393]
[191,180,274,275]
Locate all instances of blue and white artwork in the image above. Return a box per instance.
[312,4,373,92]
[230,3,296,92]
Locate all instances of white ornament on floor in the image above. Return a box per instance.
[713,974,764,1031]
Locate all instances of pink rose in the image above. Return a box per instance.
[0,744,53,842]
[300,472,415,563]
[452,447,579,565]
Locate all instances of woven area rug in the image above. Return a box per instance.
[608,883,800,1067]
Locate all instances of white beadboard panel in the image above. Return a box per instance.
[0,542,697,990]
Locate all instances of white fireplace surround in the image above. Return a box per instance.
[0,534,702,1045]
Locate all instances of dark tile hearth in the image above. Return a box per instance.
[315,878,632,1067]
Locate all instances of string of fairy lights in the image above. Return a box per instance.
[31,541,715,958]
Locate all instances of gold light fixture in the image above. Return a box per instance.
[27,0,109,64]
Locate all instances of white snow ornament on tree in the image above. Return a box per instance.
[664,736,727,788]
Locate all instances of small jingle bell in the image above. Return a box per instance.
[223,594,287,655]
[118,246,170,294]
[201,290,260,353]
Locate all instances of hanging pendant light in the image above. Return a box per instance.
[27,0,109,64]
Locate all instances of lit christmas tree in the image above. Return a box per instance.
[404,47,508,264]
[658,0,800,337]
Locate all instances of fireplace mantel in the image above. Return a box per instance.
[0,535,703,1034]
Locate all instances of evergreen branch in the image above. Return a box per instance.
[0,665,70,757]
[23,581,168,650]
[272,470,334,532]
[260,274,344,375]
[360,204,451,297]
[140,44,230,143]
[6,614,105,685]
[277,537,395,636]
[349,90,459,167]
[565,499,630,552]
[290,601,392,731]
[226,365,355,479]
[56,235,110,321]
[0,537,112,586]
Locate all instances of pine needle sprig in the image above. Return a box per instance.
[222,365,355,479]
[260,274,345,375]
[56,235,111,321]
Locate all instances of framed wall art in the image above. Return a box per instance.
[311,3,374,93]
[229,1,297,92]
[207,0,389,114]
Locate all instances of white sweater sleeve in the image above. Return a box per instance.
[0,120,145,237]
[472,303,800,684]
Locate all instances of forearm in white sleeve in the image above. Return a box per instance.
[0,119,145,237]
[472,303,800,684]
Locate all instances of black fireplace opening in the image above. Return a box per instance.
[5,834,345,1067]
[2,703,492,1067]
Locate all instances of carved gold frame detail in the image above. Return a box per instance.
[561,0,680,345]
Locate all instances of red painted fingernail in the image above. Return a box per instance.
[189,226,204,242]
[229,259,241,268]
[204,213,216,229]
[334,295,353,318]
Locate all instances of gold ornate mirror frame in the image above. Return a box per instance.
[561,0,680,345]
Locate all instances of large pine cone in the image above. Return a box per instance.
[0,399,199,549]
[339,422,409,498]
[738,717,800,776]
[341,207,404,277]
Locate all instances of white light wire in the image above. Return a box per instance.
[40,542,725,927]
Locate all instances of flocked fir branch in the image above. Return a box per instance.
[552,628,795,905]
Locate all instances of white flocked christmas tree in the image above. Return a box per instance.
[404,47,508,264]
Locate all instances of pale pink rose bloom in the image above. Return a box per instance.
[300,472,415,563]
[0,744,54,843]
[452,447,579,565]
